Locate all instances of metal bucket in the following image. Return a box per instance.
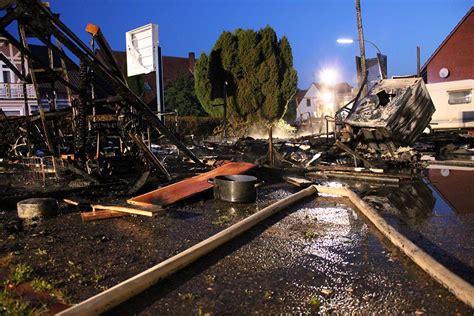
[209,175,263,203]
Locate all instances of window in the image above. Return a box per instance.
[306,98,311,107]
[2,71,10,83]
[448,90,472,105]
[4,110,21,116]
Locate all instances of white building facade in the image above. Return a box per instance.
[296,82,353,133]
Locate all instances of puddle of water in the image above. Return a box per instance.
[427,169,474,214]
[357,170,474,284]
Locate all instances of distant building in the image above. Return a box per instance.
[0,35,196,117]
[296,82,353,133]
[0,39,77,116]
[0,37,37,116]
[111,50,195,109]
[421,7,473,130]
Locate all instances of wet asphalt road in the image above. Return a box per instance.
[107,178,473,315]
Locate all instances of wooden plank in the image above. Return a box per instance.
[127,162,256,208]
[91,204,163,217]
[283,176,313,187]
[63,198,80,206]
[81,210,129,222]
[307,171,400,184]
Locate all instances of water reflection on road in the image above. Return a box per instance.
[362,167,474,284]
[428,168,474,214]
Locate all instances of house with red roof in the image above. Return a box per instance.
[421,7,473,130]
[110,50,195,109]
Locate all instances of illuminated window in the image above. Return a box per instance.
[448,90,472,105]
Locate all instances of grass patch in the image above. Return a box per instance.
[263,290,273,300]
[92,271,104,284]
[0,290,35,315]
[204,274,216,284]
[3,264,67,313]
[35,249,47,257]
[178,292,197,300]
[9,264,33,285]
[212,214,233,226]
[303,229,318,239]
[31,278,66,302]
[307,294,320,310]
[30,278,53,293]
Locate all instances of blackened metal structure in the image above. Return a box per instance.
[0,0,202,167]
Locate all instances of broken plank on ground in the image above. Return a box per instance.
[91,204,164,217]
[81,210,129,222]
[127,162,256,208]
[306,170,400,184]
[63,197,92,210]
[283,176,313,187]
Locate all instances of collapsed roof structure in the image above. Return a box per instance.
[0,0,203,181]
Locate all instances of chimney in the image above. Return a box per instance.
[188,52,195,73]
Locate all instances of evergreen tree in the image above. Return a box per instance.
[195,26,297,125]
[164,74,205,116]
[126,74,144,99]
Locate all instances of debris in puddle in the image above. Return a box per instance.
[320,288,333,296]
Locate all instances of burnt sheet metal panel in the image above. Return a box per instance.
[345,78,435,145]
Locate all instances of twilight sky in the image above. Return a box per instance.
[49,0,472,89]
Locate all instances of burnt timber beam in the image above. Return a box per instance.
[0,9,17,29]
[335,140,375,168]
[0,52,26,81]
[85,23,126,83]
[129,132,172,180]
[15,0,202,165]
[0,28,79,93]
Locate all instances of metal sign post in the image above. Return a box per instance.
[126,23,164,121]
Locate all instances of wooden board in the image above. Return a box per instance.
[81,210,129,222]
[283,176,313,187]
[127,162,256,208]
[91,204,163,217]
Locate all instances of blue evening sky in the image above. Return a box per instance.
[49,0,472,89]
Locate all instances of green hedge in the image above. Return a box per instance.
[165,116,222,138]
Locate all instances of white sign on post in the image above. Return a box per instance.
[126,24,164,117]
[126,23,158,76]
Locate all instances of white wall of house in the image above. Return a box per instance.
[296,83,319,122]
[296,83,353,133]
[426,79,473,130]
[0,39,38,116]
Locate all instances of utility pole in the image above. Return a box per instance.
[417,46,421,77]
[223,81,228,142]
[356,0,367,95]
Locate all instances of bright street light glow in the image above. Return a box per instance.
[319,68,339,85]
[337,38,354,44]
[321,91,334,103]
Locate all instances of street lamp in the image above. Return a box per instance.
[336,38,385,79]
[319,68,339,85]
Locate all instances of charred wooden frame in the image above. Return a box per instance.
[0,0,203,166]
